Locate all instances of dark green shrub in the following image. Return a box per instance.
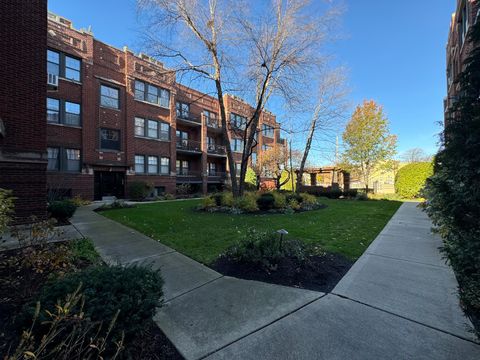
[128,181,153,201]
[224,228,309,271]
[395,162,433,198]
[69,238,101,265]
[47,200,77,221]
[272,192,287,209]
[257,193,275,210]
[355,192,368,201]
[343,189,358,198]
[212,193,223,206]
[286,192,303,204]
[424,19,480,333]
[23,265,163,340]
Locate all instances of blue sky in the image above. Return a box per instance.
[48,0,455,160]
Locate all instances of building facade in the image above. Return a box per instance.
[46,13,284,200]
[0,0,48,223]
[444,0,479,126]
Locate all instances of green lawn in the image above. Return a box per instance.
[101,198,401,264]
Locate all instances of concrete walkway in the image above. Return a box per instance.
[71,202,480,360]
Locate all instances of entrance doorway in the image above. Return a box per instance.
[94,171,125,200]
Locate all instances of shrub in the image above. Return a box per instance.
[288,199,300,210]
[220,192,234,207]
[272,192,287,209]
[201,196,216,209]
[286,192,302,204]
[235,192,258,212]
[343,189,358,198]
[176,183,192,197]
[24,265,163,340]
[300,193,317,206]
[355,192,368,201]
[47,200,77,221]
[223,228,309,271]
[245,167,258,190]
[71,195,91,207]
[164,193,175,200]
[98,200,134,211]
[128,181,153,201]
[395,162,433,198]
[257,192,275,210]
[10,287,123,359]
[69,238,101,265]
[0,188,15,237]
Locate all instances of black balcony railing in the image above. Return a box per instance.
[176,139,202,152]
[207,143,226,156]
[177,170,202,177]
[176,111,201,124]
[207,171,227,181]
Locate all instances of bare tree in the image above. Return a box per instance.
[295,67,349,192]
[138,0,340,196]
[401,148,431,163]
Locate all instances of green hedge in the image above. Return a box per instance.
[395,162,433,198]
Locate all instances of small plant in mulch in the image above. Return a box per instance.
[212,228,353,293]
[198,191,326,215]
[47,199,78,225]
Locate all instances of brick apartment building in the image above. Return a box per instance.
[0,0,48,222]
[444,0,479,126]
[46,12,285,200]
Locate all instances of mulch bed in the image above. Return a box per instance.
[0,243,183,360]
[212,252,353,293]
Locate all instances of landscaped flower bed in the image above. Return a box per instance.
[211,228,353,292]
[198,191,327,214]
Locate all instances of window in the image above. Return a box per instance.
[47,98,81,126]
[135,155,145,173]
[208,162,216,175]
[100,85,119,109]
[177,130,189,141]
[235,163,241,175]
[47,147,59,171]
[159,122,170,140]
[160,157,170,175]
[262,144,273,152]
[47,147,81,172]
[262,124,275,138]
[460,3,470,47]
[100,128,120,150]
[47,98,60,123]
[134,80,170,108]
[47,49,81,81]
[205,110,218,127]
[148,120,158,138]
[65,149,81,171]
[232,138,244,153]
[65,56,81,81]
[176,160,189,175]
[65,101,81,126]
[47,50,60,77]
[230,113,247,130]
[176,102,190,119]
[148,156,158,174]
[251,152,257,165]
[135,117,145,136]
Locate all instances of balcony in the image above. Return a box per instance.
[176,111,201,126]
[207,143,227,156]
[206,117,222,132]
[207,171,227,182]
[176,139,202,153]
[176,170,202,183]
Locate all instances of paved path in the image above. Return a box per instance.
[72,202,480,360]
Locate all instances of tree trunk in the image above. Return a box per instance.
[296,113,318,193]
[214,78,239,197]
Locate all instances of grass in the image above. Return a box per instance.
[101,198,402,264]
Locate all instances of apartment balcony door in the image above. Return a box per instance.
[94,171,125,200]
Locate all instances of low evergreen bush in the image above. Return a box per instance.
[47,200,77,221]
[257,192,275,210]
[23,265,163,340]
[235,192,259,212]
[128,181,153,201]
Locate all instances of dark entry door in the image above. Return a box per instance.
[94,171,125,200]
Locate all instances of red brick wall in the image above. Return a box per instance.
[0,0,47,223]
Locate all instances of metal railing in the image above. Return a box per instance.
[176,170,202,177]
[206,117,221,129]
[207,143,226,155]
[176,139,202,152]
[176,111,201,124]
